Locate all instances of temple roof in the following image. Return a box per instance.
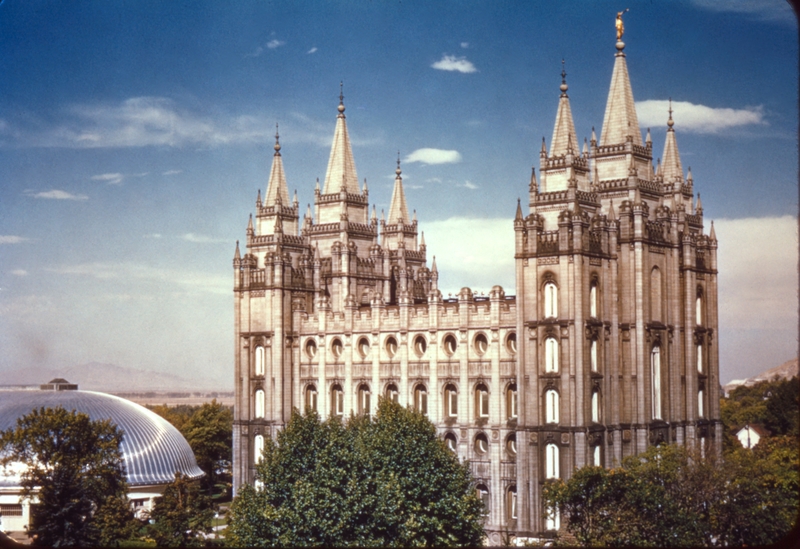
[322,87,360,194]
[600,49,642,147]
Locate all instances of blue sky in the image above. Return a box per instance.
[0,0,796,387]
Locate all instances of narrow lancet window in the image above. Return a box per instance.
[255,346,265,376]
[545,389,560,424]
[651,346,662,420]
[544,282,558,318]
[545,337,559,373]
[255,389,265,419]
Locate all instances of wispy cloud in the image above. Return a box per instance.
[432,54,478,73]
[405,148,462,165]
[460,42,469,49]
[266,39,285,49]
[91,172,124,185]
[25,189,88,200]
[11,270,28,276]
[143,233,162,239]
[0,236,28,244]
[162,169,182,176]
[307,47,318,54]
[690,0,795,24]
[460,180,478,190]
[181,233,227,244]
[636,100,766,133]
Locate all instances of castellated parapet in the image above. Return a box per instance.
[233,36,720,543]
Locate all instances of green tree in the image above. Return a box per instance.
[180,400,233,498]
[93,495,138,547]
[227,398,484,547]
[147,472,214,547]
[0,406,128,547]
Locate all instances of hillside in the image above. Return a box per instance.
[723,357,798,396]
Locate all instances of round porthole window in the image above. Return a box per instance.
[443,334,458,356]
[305,339,317,358]
[357,337,370,358]
[506,434,517,456]
[506,332,517,354]
[474,333,488,355]
[413,335,427,357]
[385,336,398,358]
[474,433,489,455]
[331,338,343,359]
[445,432,458,452]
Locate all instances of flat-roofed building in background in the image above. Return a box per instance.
[232,31,721,542]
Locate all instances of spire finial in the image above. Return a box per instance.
[274,122,281,153]
[560,59,568,95]
[396,151,402,177]
[615,9,629,50]
[668,98,674,129]
[338,81,345,115]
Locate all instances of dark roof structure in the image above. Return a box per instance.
[0,388,203,486]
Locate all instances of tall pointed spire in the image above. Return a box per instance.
[264,123,291,206]
[661,99,684,184]
[599,35,642,146]
[387,154,410,224]
[550,60,579,157]
[323,82,359,194]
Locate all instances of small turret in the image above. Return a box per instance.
[247,214,254,236]
[529,167,538,194]
[234,240,241,261]
[709,220,716,241]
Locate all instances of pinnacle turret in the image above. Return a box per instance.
[387,156,410,224]
[550,61,579,157]
[661,100,684,184]
[264,124,291,206]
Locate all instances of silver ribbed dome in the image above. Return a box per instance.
[0,390,204,486]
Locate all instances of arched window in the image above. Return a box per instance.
[506,332,517,354]
[545,337,559,373]
[358,384,371,416]
[507,486,518,520]
[507,384,518,419]
[698,389,705,418]
[255,389,265,419]
[545,443,559,479]
[651,267,662,322]
[591,390,600,423]
[545,389,559,424]
[474,333,488,355]
[331,384,344,417]
[697,344,703,374]
[331,338,343,360]
[475,383,489,418]
[590,339,598,372]
[413,335,427,357]
[443,334,458,356]
[305,384,318,412]
[385,336,398,358]
[544,281,558,318]
[589,281,598,318]
[506,434,517,457]
[357,337,370,358]
[651,346,662,420]
[476,484,490,515]
[444,384,458,418]
[696,293,703,325]
[545,505,560,530]
[593,444,602,467]
[444,432,458,452]
[385,383,399,403]
[414,384,428,415]
[255,346,265,376]
[474,433,489,455]
[254,434,264,464]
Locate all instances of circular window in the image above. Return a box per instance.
[444,432,457,452]
[443,334,458,356]
[331,338,343,359]
[413,335,427,357]
[357,337,370,358]
[474,433,489,455]
[506,434,517,456]
[474,333,488,355]
[506,332,517,354]
[305,339,318,358]
[385,336,398,358]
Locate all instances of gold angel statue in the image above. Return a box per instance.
[616,9,629,40]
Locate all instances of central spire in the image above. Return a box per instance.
[599,36,642,147]
[549,59,579,157]
[323,82,360,194]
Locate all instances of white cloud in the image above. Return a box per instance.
[460,181,478,190]
[690,0,795,24]
[181,233,227,244]
[307,47,318,54]
[91,172,124,185]
[636,100,766,133]
[26,189,88,200]
[11,270,27,276]
[162,170,182,176]
[266,39,285,49]
[405,148,462,165]
[245,46,264,58]
[460,42,469,49]
[426,177,443,184]
[0,236,28,244]
[431,54,478,73]
[144,233,162,239]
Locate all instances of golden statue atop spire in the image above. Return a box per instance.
[616,9,629,40]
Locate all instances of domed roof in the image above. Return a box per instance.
[0,389,204,486]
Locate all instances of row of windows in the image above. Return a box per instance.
[542,280,599,319]
[474,485,559,530]
[302,332,517,360]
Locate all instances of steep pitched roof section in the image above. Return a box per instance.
[387,158,410,224]
[600,50,642,147]
[322,88,359,194]
[550,65,579,157]
[264,125,290,206]
[661,103,684,184]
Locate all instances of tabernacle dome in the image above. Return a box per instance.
[0,380,203,536]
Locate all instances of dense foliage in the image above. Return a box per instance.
[226,398,485,547]
[0,407,130,547]
[149,400,233,499]
[147,472,215,547]
[544,438,799,547]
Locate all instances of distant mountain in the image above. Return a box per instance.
[1,362,229,392]
[724,357,798,396]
